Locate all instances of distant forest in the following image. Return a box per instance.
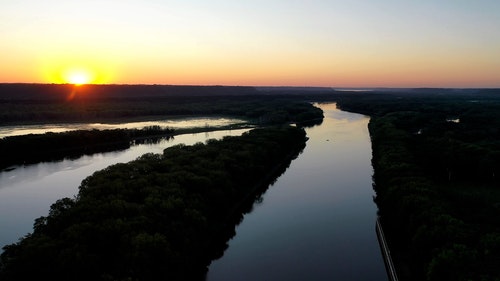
[0,84,329,124]
[1,84,500,280]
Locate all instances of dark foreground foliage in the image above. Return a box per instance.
[0,126,174,169]
[338,90,500,281]
[0,127,307,281]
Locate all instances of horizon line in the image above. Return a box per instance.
[1,82,499,90]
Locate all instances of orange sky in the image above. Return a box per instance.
[1,1,499,88]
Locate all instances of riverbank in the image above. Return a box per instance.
[376,217,398,281]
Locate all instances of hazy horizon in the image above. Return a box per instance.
[2,82,499,90]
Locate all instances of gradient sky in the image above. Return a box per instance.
[1,0,499,87]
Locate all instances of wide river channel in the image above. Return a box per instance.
[0,103,387,280]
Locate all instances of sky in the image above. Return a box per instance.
[1,0,500,87]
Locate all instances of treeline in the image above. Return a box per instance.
[0,126,308,281]
[0,96,322,168]
[0,126,174,169]
[0,84,259,100]
[0,84,324,125]
[0,96,322,125]
[338,91,500,280]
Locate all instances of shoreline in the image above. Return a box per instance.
[0,123,256,171]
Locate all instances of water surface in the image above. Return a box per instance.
[0,117,246,138]
[207,103,387,281]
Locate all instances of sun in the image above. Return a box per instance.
[41,54,117,85]
[66,69,92,85]
[68,72,89,85]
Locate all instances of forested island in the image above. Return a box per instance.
[0,126,307,280]
[1,84,500,280]
[0,126,174,169]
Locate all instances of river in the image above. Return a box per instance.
[0,104,386,280]
[206,103,387,281]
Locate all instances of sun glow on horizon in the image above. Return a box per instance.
[65,69,91,85]
[40,55,117,85]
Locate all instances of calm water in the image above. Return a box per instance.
[0,117,246,138]
[0,127,249,249]
[207,103,387,281]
